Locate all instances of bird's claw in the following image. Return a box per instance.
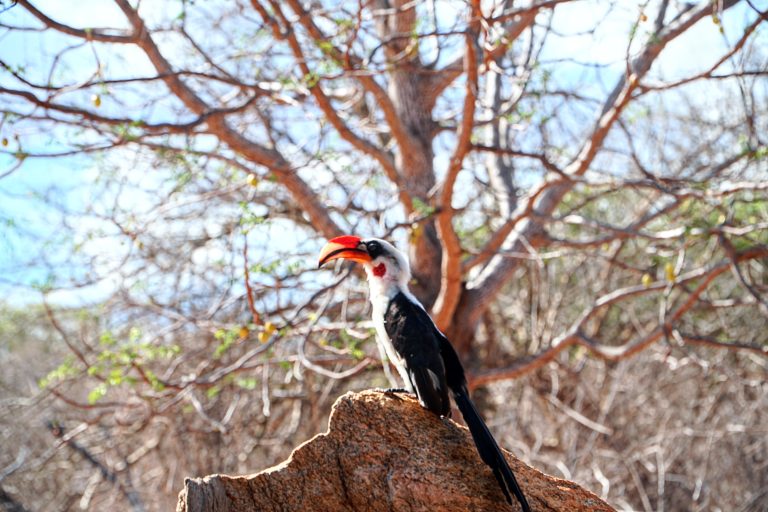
[373,387,410,396]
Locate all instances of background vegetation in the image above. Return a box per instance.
[1,1,766,510]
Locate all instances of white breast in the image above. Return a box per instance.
[369,283,411,389]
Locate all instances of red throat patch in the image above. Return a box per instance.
[372,262,386,277]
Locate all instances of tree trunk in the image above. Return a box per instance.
[372,0,444,307]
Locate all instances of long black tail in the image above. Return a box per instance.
[453,386,530,512]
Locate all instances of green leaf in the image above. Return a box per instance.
[87,383,108,404]
[100,331,116,346]
[144,369,165,391]
[38,356,78,388]
[235,377,258,390]
[412,198,436,217]
[107,368,123,386]
[214,328,238,358]
[303,71,320,88]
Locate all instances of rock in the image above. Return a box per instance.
[176,390,614,512]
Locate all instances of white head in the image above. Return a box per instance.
[318,235,411,298]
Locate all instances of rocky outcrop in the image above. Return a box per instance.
[177,390,614,511]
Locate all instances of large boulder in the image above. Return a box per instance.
[177,390,613,512]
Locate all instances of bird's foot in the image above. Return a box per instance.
[373,387,410,396]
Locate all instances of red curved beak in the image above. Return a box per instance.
[318,235,371,267]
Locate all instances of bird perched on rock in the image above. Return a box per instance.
[319,235,530,511]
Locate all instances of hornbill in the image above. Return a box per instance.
[319,235,530,512]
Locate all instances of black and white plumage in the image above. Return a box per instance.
[319,236,530,511]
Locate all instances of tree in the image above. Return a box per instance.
[0,1,766,510]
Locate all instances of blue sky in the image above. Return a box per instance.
[0,0,763,305]
[0,1,162,302]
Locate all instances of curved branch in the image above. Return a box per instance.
[427,0,568,102]
[17,0,135,43]
[112,0,343,239]
[255,0,399,192]
[460,0,744,330]
[282,0,418,167]
[432,19,480,328]
[638,14,764,94]
[469,245,768,389]
[0,85,260,134]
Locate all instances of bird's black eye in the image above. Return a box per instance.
[366,240,383,258]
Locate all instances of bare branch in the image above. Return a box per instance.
[113,0,344,238]
[458,0,745,333]
[469,246,768,389]
[17,0,135,43]
[255,0,400,195]
[427,0,568,100]
[432,9,480,328]
[282,0,420,175]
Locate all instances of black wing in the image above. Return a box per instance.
[385,293,530,510]
[384,292,451,416]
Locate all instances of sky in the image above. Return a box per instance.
[0,0,763,306]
